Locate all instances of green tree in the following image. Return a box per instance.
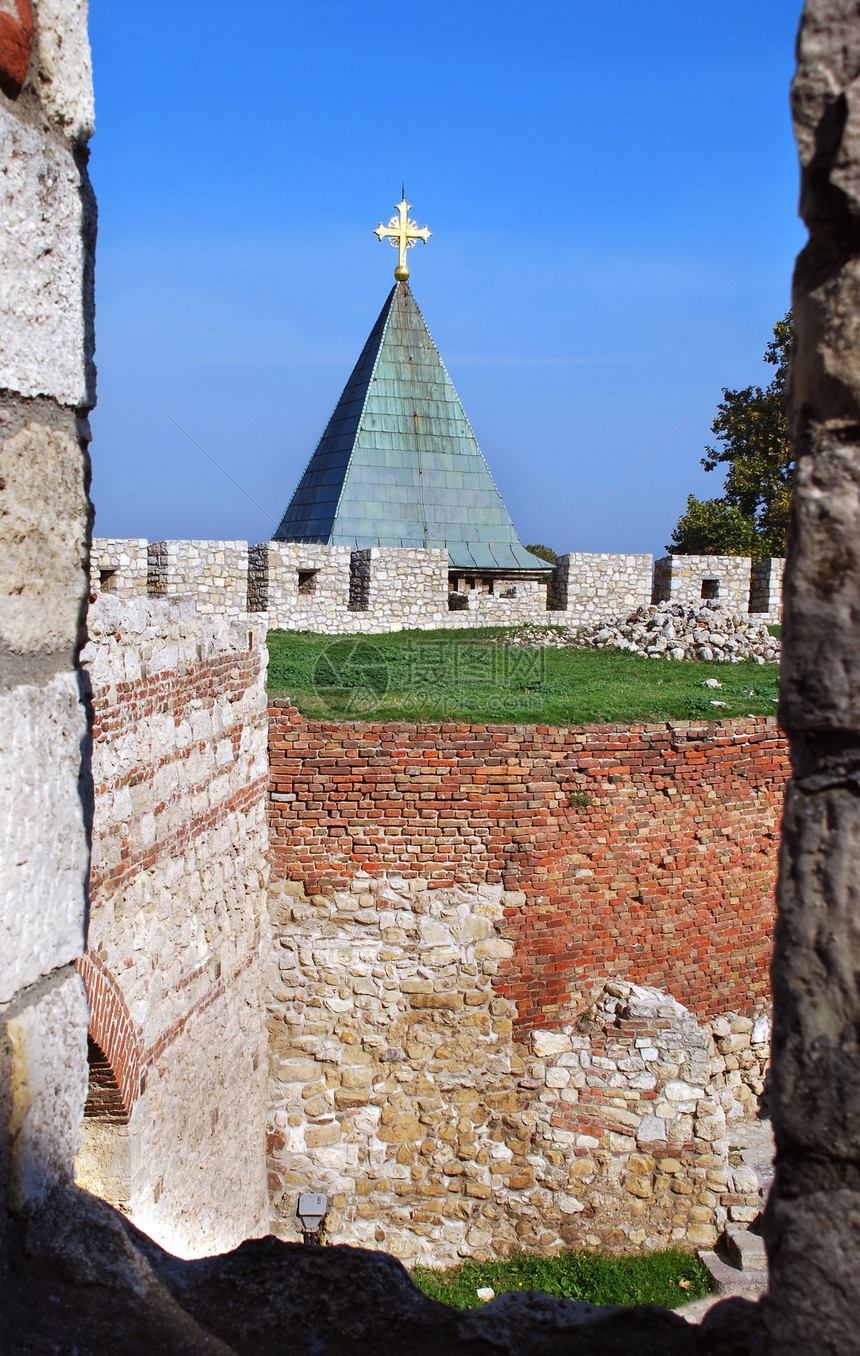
[525,544,557,564]
[668,314,792,559]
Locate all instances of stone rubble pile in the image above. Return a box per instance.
[497,603,780,664]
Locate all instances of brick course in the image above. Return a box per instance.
[76,597,271,1258]
[268,707,788,1023]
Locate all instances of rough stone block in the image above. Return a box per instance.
[33,0,95,139]
[1,967,88,1209]
[0,674,87,1003]
[0,420,89,652]
[0,108,93,404]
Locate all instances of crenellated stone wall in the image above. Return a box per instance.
[549,552,653,623]
[89,537,148,597]
[92,537,784,633]
[653,555,753,613]
[146,539,249,616]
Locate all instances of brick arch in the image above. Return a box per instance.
[76,953,143,1118]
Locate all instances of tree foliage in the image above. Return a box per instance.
[525,543,558,564]
[668,314,792,558]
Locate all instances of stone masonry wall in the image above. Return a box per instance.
[449,575,550,623]
[653,555,753,612]
[93,538,786,632]
[89,537,148,597]
[550,552,653,623]
[250,543,353,626]
[268,707,786,1023]
[146,539,249,616]
[266,867,769,1263]
[749,557,785,623]
[266,708,785,1260]
[0,0,96,1223]
[75,595,271,1259]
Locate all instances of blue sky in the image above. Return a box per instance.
[88,0,806,556]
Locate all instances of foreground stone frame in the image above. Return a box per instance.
[5,0,860,1350]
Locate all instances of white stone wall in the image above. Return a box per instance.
[267,876,762,1264]
[147,540,249,616]
[255,543,355,628]
[0,0,95,1217]
[749,557,785,623]
[89,538,148,597]
[258,543,551,633]
[77,596,271,1258]
[86,539,783,634]
[653,555,752,612]
[550,553,653,625]
[362,547,450,621]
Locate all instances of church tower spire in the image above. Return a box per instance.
[273,202,541,572]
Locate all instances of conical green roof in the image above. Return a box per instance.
[273,283,542,570]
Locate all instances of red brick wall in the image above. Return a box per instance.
[82,617,269,1083]
[268,705,789,1025]
[77,951,142,1117]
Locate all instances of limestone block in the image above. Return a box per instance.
[664,1081,706,1102]
[0,107,93,404]
[1,966,88,1210]
[33,0,94,139]
[637,1115,666,1144]
[0,421,89,651]
[532,1031,572,1057]
[557,1194,585,1214]
[0,674,87,1002]
[278,1060,317,1084]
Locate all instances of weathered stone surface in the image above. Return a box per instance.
[0,419,90,652]
[0,966,88,1210]
[765,2,860,1350]
[0,673,87,1002]
[0,106,95,404]
[3,1188,769,1354]
[33,0,94,140]
[267,900,760,1262]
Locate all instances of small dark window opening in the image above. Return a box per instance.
[701,578,720,599]
[99,568,118,593]
[84,1036,128,1125]
[297,569,318,596]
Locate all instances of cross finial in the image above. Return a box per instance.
[374,194,431,281]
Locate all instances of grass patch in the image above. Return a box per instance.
[411,1246,712,1311]
[267,627,779,726]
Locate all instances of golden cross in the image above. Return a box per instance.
[374,194,431,281]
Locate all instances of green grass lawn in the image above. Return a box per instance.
[267,627,779,726]
[411,1246,712,1311]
